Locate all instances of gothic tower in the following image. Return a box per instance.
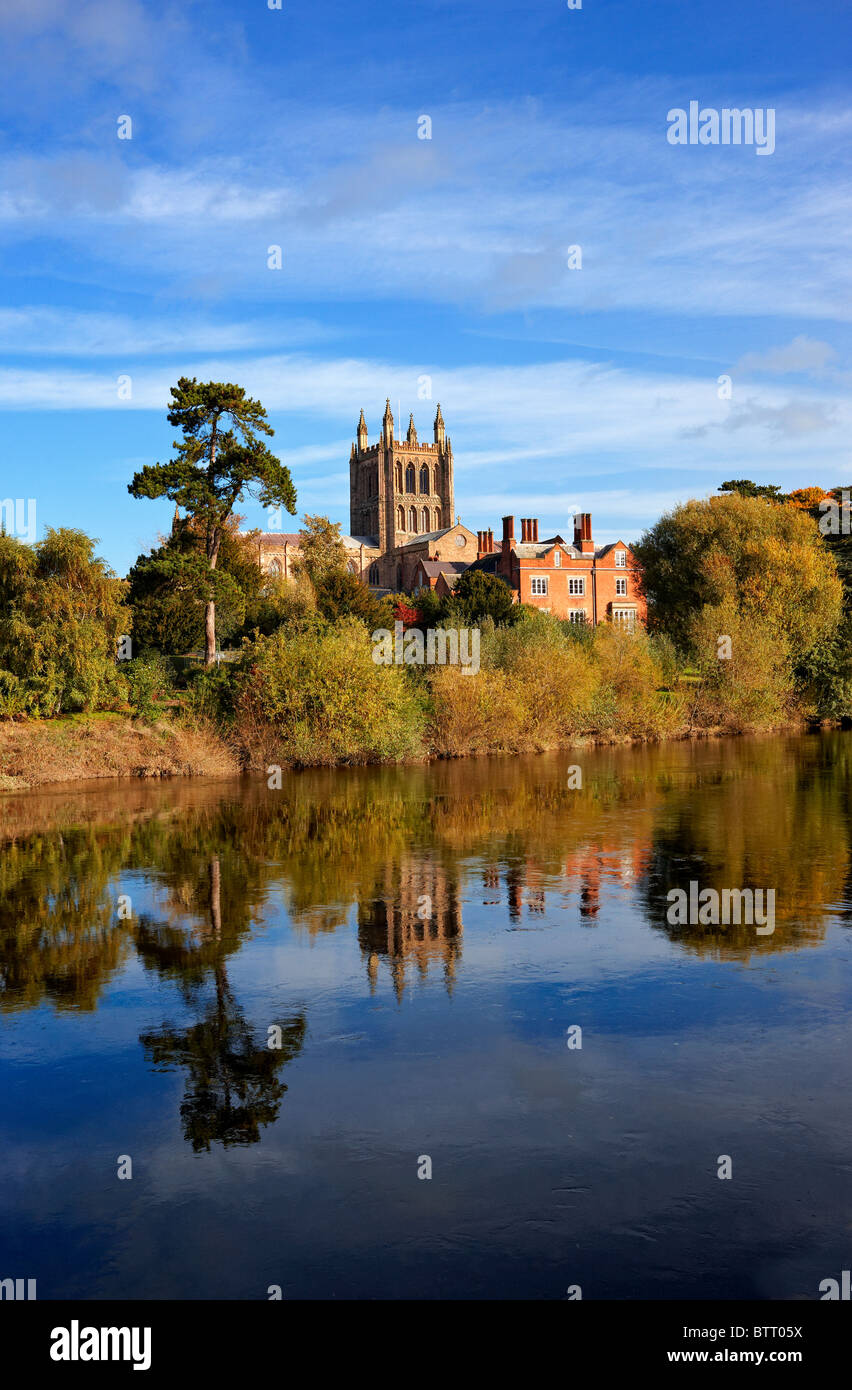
[349,401,454,556]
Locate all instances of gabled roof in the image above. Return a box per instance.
[250,532,302,548]
[415,559,469,578]
[398,527,456,549]
[464,552,496,573]
[595,541,631,558]
[345,534,380,550]
[512,541,579,559]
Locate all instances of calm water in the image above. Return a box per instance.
[1,734,850,1300]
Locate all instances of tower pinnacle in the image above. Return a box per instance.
[382,397,394,445]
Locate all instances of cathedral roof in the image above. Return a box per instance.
[415,559,469,578]
[245,531,380,553]
[397,526,456,549]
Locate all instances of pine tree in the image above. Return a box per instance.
[128,378,296,664]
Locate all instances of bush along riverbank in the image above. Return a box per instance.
[1,607,832,790]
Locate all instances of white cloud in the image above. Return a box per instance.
[737,336,838,374]
[2,92,852,321]
[0,307,336,356]
[2,352,849,500]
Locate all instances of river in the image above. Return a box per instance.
[1,733,850,1299]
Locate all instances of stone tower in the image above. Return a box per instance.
[349,401,454,553]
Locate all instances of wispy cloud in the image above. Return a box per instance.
[737,336,838,374]
[2,89,852,322]
[3,352,848,488]
[0,307,337,357]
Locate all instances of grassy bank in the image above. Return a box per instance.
[0,713,238,790]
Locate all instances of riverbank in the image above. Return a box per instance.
[0,707,817,791]
[0,713,238,790]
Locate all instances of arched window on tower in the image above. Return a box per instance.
[408,506,418,533]
[405,463,415,493]
[419,464,429,494]
[269,558,282,578]
[433,464,440,493]
[433,508,441,531]
[369,563,379,585]
[397,505,405,531]
[421,506,430,532]
[395,461,403,492]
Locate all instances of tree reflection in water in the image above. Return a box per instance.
[1,732,851,1149]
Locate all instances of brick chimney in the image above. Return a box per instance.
[531,518,539,542]
[520,517,531,543]
[573,512,595,555]
[502,515,515,555]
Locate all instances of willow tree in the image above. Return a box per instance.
[129,378,296,664]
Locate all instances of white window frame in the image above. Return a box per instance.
[568,576,585,595]
[553,550,561,567]
[612,607,635,631]
[614,550,626,567]
[615,576,627,596]
[530,575,549,596]
[568,609,586,624]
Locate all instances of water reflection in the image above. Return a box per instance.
[1,732,850,1153]
[359,860,463,997]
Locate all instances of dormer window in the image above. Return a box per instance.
[615,550,626,567]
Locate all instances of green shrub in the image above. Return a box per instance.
[0,671,28,719]
[122,653,176,721]
[234,618,426,767]
[181,662,238,724]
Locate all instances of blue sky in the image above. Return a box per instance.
[2,0,852,574]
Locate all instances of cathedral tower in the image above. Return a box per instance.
[349,402,454,556]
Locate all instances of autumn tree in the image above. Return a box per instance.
[633,493,843,699]
[294,515,348,585]
[128,379,296,665]
[291,515,391,628]
[785,486,832,511]
[0,528,129,716]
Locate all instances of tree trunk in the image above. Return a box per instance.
[205,599,216,666]
[208,857,222,938]
[205,528,221,667]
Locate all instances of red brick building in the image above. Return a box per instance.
[468,513,645,628]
